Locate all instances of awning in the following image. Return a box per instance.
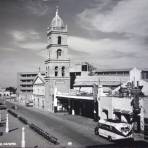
[113,109,132,115]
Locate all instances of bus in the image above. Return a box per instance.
[94,119,133,141]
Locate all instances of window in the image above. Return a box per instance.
[100,124,110,130]
[58,36,61,44]
[142,71,148,79]
[55,66,58,77]
[57,49,62,59]
[82,64,88,71]
[62,66,65,77]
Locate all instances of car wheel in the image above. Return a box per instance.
[108,136,112,142]
[94,127,99,135]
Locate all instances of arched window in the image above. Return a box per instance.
[62,66,65,77]
[55,66,58,77]
[58,36,61,44]
[57,49,62,59]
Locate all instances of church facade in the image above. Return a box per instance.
[33,72,46,109]
[44,7,70,112]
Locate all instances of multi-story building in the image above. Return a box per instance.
[17,72,45,103]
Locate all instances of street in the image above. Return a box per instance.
[6,101,111,147]
[4,101,148,148]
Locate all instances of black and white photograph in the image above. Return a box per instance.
[0,0,148,147]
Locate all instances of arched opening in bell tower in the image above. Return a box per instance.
[57,49,62,59]
[55,66,58,77]
[62,66,65,77]
[58,36,61,44]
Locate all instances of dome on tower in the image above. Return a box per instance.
[50,7,64,28]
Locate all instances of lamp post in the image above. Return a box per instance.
[21,127,25,148]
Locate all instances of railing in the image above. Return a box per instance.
[7,109,18,118]
[29,123,59,145]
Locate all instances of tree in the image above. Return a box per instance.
[5,87,16,94]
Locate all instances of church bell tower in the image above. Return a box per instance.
[45,7,70,112]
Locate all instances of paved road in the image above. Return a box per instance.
[5,101,111,147]
[0,114,54,148]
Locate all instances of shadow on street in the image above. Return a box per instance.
[9,127,19,133]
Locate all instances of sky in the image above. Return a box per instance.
[0,0,148,87]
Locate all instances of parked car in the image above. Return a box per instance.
[26,101,34,107]
[11,105,18,110]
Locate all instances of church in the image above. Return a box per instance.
[41,7,70,112]
[16,7,92,111]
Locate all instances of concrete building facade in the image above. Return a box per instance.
[17,72,45,103]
